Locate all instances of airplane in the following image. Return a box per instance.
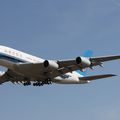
[0,45,119,86]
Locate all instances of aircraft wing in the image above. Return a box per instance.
[90,55,120,66]
[79,74,116,81]
[0,70,32,85]
[50,55,120,78]
[90,55,120,62]
[14,55,120,78]
[57,55,120,68]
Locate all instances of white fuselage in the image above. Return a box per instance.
[0,46,87,84]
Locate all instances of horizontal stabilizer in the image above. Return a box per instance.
[79,74,116,81]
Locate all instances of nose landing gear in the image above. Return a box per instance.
[33,82,43,86]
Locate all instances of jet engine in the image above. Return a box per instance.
[43,60,59,71]
[76,57,91,67]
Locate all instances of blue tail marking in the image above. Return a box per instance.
[83,50,93,57]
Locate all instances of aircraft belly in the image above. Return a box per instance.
[53,76,80,84]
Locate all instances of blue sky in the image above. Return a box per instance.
[0,0,120,120]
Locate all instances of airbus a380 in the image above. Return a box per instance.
[0,45,119,86]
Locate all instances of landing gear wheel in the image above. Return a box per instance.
[33,78,52,87]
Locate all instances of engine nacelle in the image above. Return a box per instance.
[43,60,59,71]
[0,71,5,77]
[76,57,91,67]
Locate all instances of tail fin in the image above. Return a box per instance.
[76,50,93,76]
[83,50,93,57]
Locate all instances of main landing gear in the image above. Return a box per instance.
[23,82,31,86]
[23,79,52,87]
[33,79,52,87]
